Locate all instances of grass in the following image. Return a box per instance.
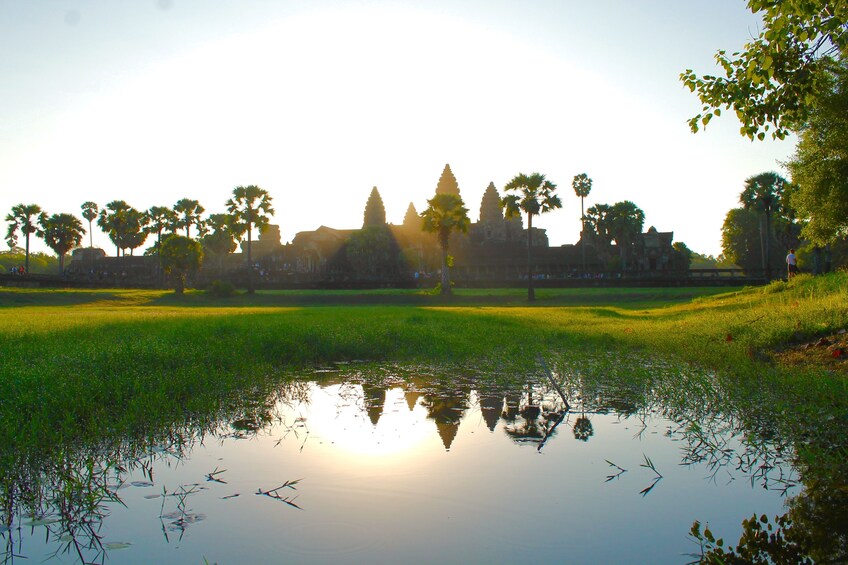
[0,275,845,457]
[1,276,847,563]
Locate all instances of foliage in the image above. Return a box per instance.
[160,234,203,295]
[672,241,693,271]
[144,206,178,249]
[572,173,592,199]
[585,203,613,247]
[39,213,85,273]
[0,250,57,274]
[722,207,793,273]
[502,172,562,300]
[786,60,848,244]
[80,202,98,248]
[5,203,45,273]
[201,213,239,257]
[680,0,848,140]
[363,186,387,228]
[690,515,813,564]
[607,200,645,270]
[345,225,402,278]
[173,198,205,238]
[740,172,794,278]
[573,174,593,270]
[205,279,236,298]
[226,185,274,294]
[421,193,470,296]
[96,201,147,257]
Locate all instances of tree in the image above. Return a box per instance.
[81,202,98,248]
[5,204,44,273]
[363,186,387,228]
[502,173,562,301]
[39,213,84,273]
[144,206,179,253]
[160,234,203,295]
[572,173,593,271]
[173,198,205,238]
[421,193,470,296]
[786,61,848,244]
[345,225,401,279]
[740,172,791,280]
[607,201,645,271]
[201,213,239,273]
[585,203,613,247]
[681,1,848,140]
[226,185,274,294]
[96,201,146,257]
[672,241,694,271]
[722,207,790,273]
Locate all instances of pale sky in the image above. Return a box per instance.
[1,0,794,257]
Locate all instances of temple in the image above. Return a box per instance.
[69,164,685,286]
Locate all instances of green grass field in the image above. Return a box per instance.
[0,274,845,455]
[1,274,846,562]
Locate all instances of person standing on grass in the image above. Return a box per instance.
[786,248,798,279]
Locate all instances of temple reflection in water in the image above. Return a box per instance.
[2,366,822,565]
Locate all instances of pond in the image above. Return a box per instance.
[0,360,823,563]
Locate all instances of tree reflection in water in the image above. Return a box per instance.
[0,360,844,563]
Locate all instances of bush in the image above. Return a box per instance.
[206,280,236,298]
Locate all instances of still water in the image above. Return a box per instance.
[2,363,798,564]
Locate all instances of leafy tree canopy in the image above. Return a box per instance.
[572,173,592,198]
[39,213,84,272]
[681,0,848,140]
[160,234,203,295]
[786,60,848,243]
[502,173,561,219]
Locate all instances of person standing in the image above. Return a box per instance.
[786,248,798,279]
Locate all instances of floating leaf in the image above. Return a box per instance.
[104,542,133,550]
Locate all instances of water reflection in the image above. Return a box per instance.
[0,361,842,563]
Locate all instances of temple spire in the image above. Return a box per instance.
[435,164,460,196]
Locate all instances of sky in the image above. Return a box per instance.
[0,0,795,257]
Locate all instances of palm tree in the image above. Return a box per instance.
[502,172,562,301]
[39,213,85,273]
[226,185,274,294]
[201,213,239,274]
[81,202,99,248]
[145,206,178,251]
[97,201,146,256]
[5,204,44,273]
[572,173,593,272]
[420,193,470,296]
[607,200,645,271]
[173,198,205,238]
[740,172,789,281]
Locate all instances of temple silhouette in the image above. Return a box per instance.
[68,164,685,286]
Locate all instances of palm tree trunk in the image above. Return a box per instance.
[24,234,30,274]
[58,253,65,275]
[247,226,254,295]
[580,196,585,273]
[764,211,772,281]
[88,221,93,248]
[527,213,535,302]
[440,243,451,296]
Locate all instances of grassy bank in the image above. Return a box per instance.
[0,275,845,453]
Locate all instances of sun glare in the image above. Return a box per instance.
[308,385,437,460]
